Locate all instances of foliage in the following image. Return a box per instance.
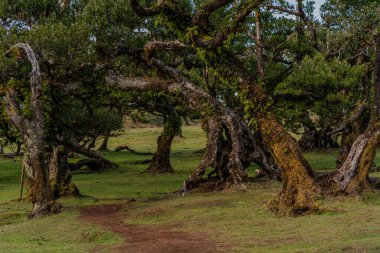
[274,53,366,132]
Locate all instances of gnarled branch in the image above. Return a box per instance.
[327,102,369,137]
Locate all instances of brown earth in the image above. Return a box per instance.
[79,202,225,253]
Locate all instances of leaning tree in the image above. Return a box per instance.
[127,0,380,215]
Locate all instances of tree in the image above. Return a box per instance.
[328,34,380,194]
[2,44,61,217]
[128,0,319,215]
[145,113,181,173]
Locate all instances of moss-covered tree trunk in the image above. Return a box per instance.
[331,35,380,194]
[257,113,320,215]
[336,119,367,168]
[4,43,61,217]
[128,0,315,214]
[106,65,281,191]
[145,115,180,173]
[48,145,79,198]
[230,60,321,215]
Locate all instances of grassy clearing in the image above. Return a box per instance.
[0,125,380,252]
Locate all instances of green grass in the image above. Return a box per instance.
[1,125,380,252]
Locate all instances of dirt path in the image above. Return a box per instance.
[79,203,224,253]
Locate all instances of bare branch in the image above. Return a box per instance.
[4,87,31,139]
[327,102,369,137]
[105,72,171,92]
[144,40,186,61]
[11,43,44,127]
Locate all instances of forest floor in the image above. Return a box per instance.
[79,202,224,253]
[1,126,380,252]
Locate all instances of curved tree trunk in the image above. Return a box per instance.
[331,126,380,194]
[4,43,61,217]
[145,115,179,174]
[336,119,367,168]
[106,66,280,191]
[257,114,320,215]
[145,133,175,173]
[329,35,380,195]
[229,58,321,215]
[48,145,79,198]
[97,132,110,151]
[129,0,320,216]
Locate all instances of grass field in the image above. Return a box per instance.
[1,125,380,252]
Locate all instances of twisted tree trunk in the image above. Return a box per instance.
[129,0,316,214]
[145,115,180,174]
[223,56,321,215]
[48,145,79,198]
[328,35,380,195]
[4,43,61,217]
[106,58,280,191]
[336,119,367,168]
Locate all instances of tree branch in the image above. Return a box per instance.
[11,43,44,129]
[144,40,186,61]
[105,72,171,92]
[327,102,369,137]
[193,0,264,48]
[192,0,234,27]
[4,87,31,139]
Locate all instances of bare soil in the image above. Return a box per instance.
[79,202,225,253]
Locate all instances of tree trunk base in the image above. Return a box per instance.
[144,166,174,174]
[182,177,249,193]
[267,185,322,216]
[51,174,80,198]
[29,201,62,218]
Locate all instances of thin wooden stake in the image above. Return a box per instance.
[19,161,24,200]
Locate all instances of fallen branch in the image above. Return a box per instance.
[114,145,153,155]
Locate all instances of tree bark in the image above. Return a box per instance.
[255,8,265,81]
[106,67,280,190]
[98,132,110,151]
[257,113,320,215]
[225,56,321,215]
[329,35,380,195]
[15,142,22,155]
[145,115,179,174]
[4,43,61,217]
[336,119,367,167]
[48,145,79,198]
